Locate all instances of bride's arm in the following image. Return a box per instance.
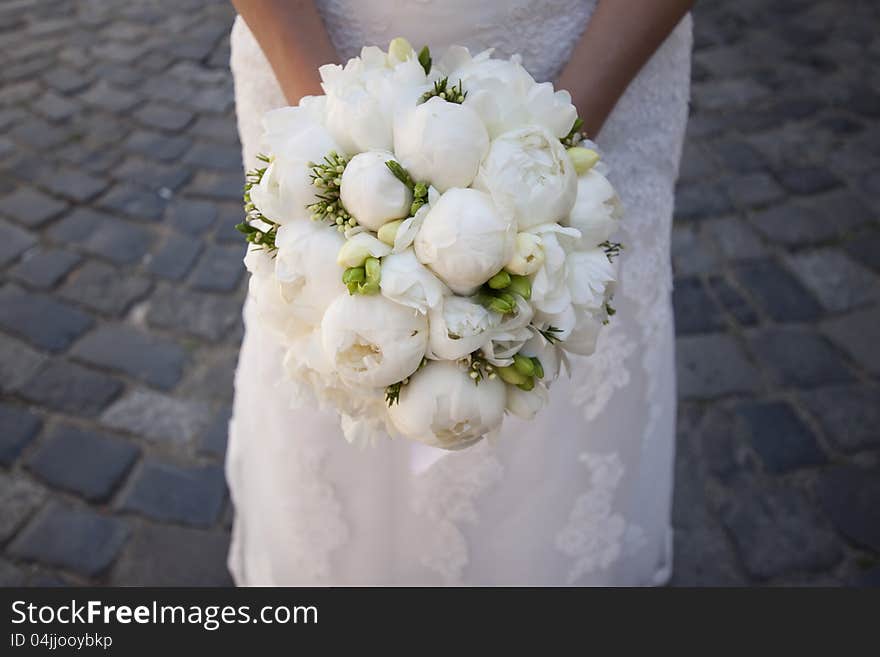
[231,0,338,103]
[556,0,694,137]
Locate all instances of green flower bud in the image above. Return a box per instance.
[378,219,404,246]
[567,147,600,175]
[413,182,428,198]
[359,280,380,295]
[388,37,414,63]
[507,274,532,300]
[496,291,517,308]
[531,357,544,380]
[487,297,513,314]
[497,365,529,386]
[487,271,511,289]
[516,377,535,392]
[364,257,381,283]
[342,267,366,285]
[513,354,536,377]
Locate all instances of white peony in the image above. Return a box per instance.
[427,296,495,361]
[566,248,617,311]
[506,384,549,420]
[393,96,489,192]
[339,150,413,231]
[414,188,515,295]
[566,169,623,249]
[379,249,449,314]
[320,47,428,154]
[273,220,347,327]
[529,223,581,315]
[387,360,506,450]
[251,105,342,224]
[321,294,428,388]
[474,126,577,230]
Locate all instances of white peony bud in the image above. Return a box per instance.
[336,232,392,268]
[321,294,428,388]
[387,360,506,450]
[505,232,545,276]
[566,169,623,249]
[427,296,495,361]
[474,126,577,230]
[273,220,347,327]
[379,249,449,314]
[506,383,549,420]
[414,188,515,295]
[393,97,489,192]
[339,150,413,231]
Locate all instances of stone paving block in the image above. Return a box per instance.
[671,404,710,528]
[48,208,153,265]
[726,172,786,209]
[0,334,45,393]
[190,244,244,292]
[674,180,734,221]
[79,80,140,112]
[9,247,81,289]
[9,118,71,150]
[42,67,91,94]
[734,400,825,472]
[97,183,167,222]
[702,216,768,261]
[124,130,192,162]
[777,166,841,195]
[670,224,721,276]
[183,141,243,171]
[670,526,747,587]
[114,158,192,194]
[0,219,36,267]
[698,405,758,483]
[18,359,122,417]
[32,90,79,122]
[179,349,238,403]
[111,523,232,586]
[692,78,769,111]
[708,138,768,173]
[750,196,869,245]
[786,249,880,313]
[799,384,880,453]
[818,466,880,553]
[0,560,27,587]
[72,324,186,390]
[190,115,240,143]
[26,424,139,502]
[200,406,231,458]
[121,461,226,527]
[186,171,244,202]
[0,403,41,466]
[706,275,759,326]
[0,473,46,543]
[213,203,246,243]
[59,260,152,316]
[821,306,880,376]
[676,333,761,399]
[0,186,68,228]
[147,286,241,341]
[135,102,194,132]
[0,285,92,352]
[8,502,130,577]
[34,166,109,203]
[165,197,218,234]
[731,259,822,323]
[101,389,213,444]
[673,277,727,335]
[845,229,880,274]
[145,237,203,281]
[721,480,842,580]
[748,328,856,388]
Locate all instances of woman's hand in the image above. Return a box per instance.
[556,0,694,138]
[232,0,338,104]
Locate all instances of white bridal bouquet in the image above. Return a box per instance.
[237,39,623,450]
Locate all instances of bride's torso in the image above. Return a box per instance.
[315,0,595,82]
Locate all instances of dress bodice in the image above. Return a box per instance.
[315,0,595,82]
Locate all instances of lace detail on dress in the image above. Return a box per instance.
[411,441,503,585]
[555,453,629,584]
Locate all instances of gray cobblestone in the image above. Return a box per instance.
[72,324,186,390]
[786,249,880,313]
[48,208,153,265]
[0,403,41,466]
[0,218,36,267]
[800,385,880,453]
[0,334,45,393]
[146,286,241,341]
[0,285,92,351]
[101,389,213,444]
[0,473,46,543]
[749,328,856,388]
[818,466,880,553]
[18,359,122,416]
[10,246,81,289]
[190,244,244,292]
[732,259,822,322]
[677,333,761,399]
[0,186,68,228]
[121,461,225,527]
[821,306,880,376]
[59,260,152,316]
[735,400,826,472]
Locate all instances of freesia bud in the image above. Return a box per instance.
[378,219,404,246]
[488,271,511,289]
[505,232,545,276]
[388,37,414,63]
[506,275,532,300]
[567,146,600,175]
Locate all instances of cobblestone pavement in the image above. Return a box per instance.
[0,0,877,587]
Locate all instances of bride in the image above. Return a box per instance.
[226,0,693,586]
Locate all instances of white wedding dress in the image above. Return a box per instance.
[227,0,692,586]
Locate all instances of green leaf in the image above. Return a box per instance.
[417,45,432,74]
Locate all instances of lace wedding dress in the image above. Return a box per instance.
[227,0,692,586]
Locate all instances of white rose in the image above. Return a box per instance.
[379,249,449,314]
[567,169,623,249]
[414,188,515,295]
[474,126,577,230]
[566,249,617,310]
[339,150,413,231]
[320,48,428,154]
[387,360,506,450]
[506,384,549,420]
[251,106,342,224]
[427,296,495,361]
[321,294,428,388]
[505,232,545,276]
[393,97,489,191]
[273,220,347,326]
